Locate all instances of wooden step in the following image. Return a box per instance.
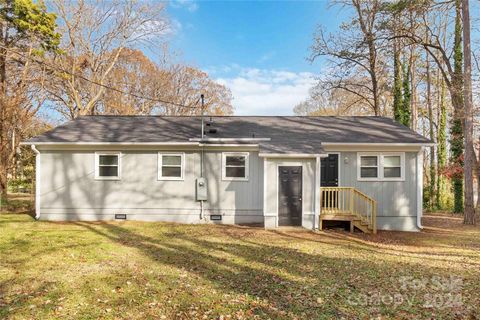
[319,213,373,234]
[320,214,359,221]
[352,220,371,233]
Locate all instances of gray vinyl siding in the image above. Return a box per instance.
[336,151,419,231]
[39,150,263,223]
[38,148,420,231]
[263,158,316,229]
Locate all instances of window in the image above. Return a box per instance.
[358,153,404,181]
[95,152,121,180]
[222,152,249,180]
[383,155,401,178]
[158,153,184,180]
[360,156,378,178]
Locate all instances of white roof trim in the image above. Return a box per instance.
[20,141,199,146]
[322,142,434,147]
[199,143,259,147]
[190,137,271,142]
[259,153,328,158]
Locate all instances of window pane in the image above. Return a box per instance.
[163,155,181,166]
[99,155,118,165]
[384,167,401,178]
[360,156,377,166]
[99,166,118,177]
[162,166,181,177]
[360,167,378,178]
[226,156,245,166]
[384,156,400,167]
[226,167,246,178]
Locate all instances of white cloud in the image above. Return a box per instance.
[137,18,182,37]
[171,0,198,12]
[216,68,316,115]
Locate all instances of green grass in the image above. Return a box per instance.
[0,212,479,319]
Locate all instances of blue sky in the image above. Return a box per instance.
[166,0,344,115]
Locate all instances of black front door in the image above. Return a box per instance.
[321,154,339,187]
[278,166,302,226]
[321,154,339,209]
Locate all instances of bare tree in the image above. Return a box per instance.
[101,49,233,115]
[294,81,374,116]
[47,0,169,119]
[310,0,389,115]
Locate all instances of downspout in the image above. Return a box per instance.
[31,145,41,220]
[314,156,321,230]
[200,144,205,220]
[200,94,205,220]
[416,148,424,230]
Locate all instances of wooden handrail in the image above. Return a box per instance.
[320,187,377,234]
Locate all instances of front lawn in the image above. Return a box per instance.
[0,213,479,319]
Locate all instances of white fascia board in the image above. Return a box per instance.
[190,137,271,142]
[322,142,435,147]
[198,143,259,147]
[20,141,199,146]
[259,153,328,158]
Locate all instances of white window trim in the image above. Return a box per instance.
[158,152,185,181]
[95,151,121,180]
[357,152,405,182]
[222,152,249,181]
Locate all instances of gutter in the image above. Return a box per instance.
[31,145,41,220]
[322,142,435,147]
[20,141,199,146]
[259,153,329,158]
[190,137,271,142]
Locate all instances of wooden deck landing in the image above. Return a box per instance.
[320,187,377,234]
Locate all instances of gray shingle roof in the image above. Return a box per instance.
[25,116,432,154]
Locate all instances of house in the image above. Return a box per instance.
[22,115,433,232]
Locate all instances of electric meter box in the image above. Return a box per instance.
[196,178,208,201]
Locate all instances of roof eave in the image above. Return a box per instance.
[321,142,434,147]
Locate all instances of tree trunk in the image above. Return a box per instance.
[426,52,436,210]
[393,26,403,122]
[437,78,448,210]
[0,22,7,200]
[0,162,7,199]
[462,0,475,224]
[450,0,464,214]
[401,61,411,127]
[410,47,417,131]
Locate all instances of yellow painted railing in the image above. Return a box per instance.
[321,187,377,233]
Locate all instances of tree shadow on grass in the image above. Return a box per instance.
[73,222,358,318]
[70,221,474,319]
